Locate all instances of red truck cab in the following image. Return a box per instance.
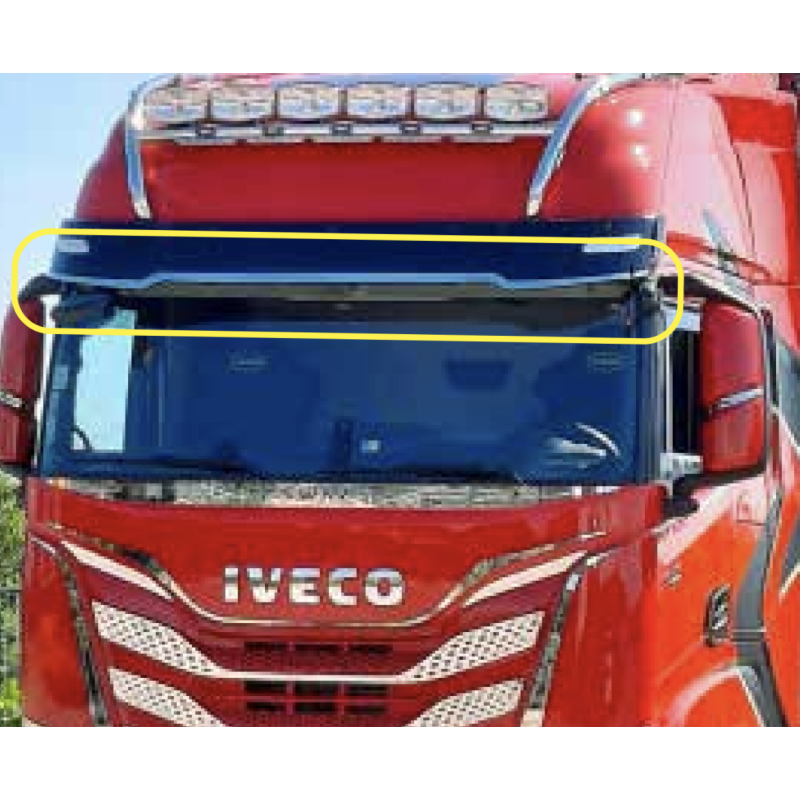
[1,73,798,726]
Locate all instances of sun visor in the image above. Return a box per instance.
[50,218,661,293]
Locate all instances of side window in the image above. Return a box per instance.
[72,311,136,452]
[777,341,800,444]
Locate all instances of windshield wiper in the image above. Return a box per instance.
[314,463,528,485]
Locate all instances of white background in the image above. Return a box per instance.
[0,2,796,797]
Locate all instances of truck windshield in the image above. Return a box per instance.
[40,295,647,485]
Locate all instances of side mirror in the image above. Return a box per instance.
[0,300,45,472]
[699,301,766,476]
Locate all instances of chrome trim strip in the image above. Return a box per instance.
[526,73,680,216]
[31,537,109,725]
[54,478,618,510]
[155,542,584,629]
[464,551,587,607]
[525,557,594,722]
[737,668,766,727]
[63,528,597,628]
[62,540,172,601]
[94,602,543,685]
[124,74,177,220]
[779,560,800,600]
[138,121,557,144]
[711,387,764,414]
[54,269,638,294]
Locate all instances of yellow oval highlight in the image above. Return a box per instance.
[12,228,683,344]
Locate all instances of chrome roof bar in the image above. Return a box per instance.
[124,73,177,219]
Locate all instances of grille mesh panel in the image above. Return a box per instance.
[109,669,222,726]
[94,602,220,676]
[95,603,542,684]
[409,681,523,726]
[402,612,543,682]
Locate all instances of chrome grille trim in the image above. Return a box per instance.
[67,528,595,628]
[408,681,523,726]
[464,551,586,607]
[63,541,171,600]
[93,603,542,685]
[109,668,222,726]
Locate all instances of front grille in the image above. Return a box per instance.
[94,603,542,726]
[108,667,522,727]
[94,602,542,684]
[242,679,389,721]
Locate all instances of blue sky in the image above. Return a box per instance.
[0,74,152,313]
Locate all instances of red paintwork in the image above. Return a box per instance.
[0,405,35,466]
[20,539,94,726]
[14,73,800,725]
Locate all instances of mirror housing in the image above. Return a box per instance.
[699,301,766,476]
[0,300,45,471]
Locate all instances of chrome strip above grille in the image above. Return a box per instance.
[63,530,593,628]
[464,551,588,607]
[63,541,171,601]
